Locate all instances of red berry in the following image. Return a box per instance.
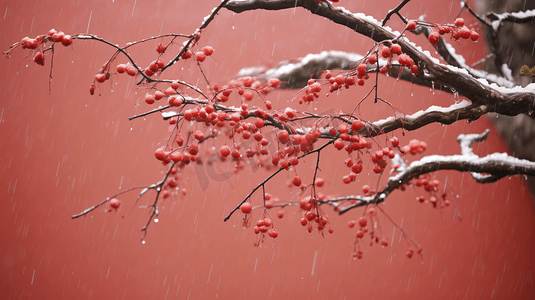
[254,118,264,129]
[351,163,363,174]
[170,151,183,163]
[358,217,367,227]
[125,64,137,76]
[61,35,72,47]
[268,78,280,88]
[240,202,252,214]
[194,130,204,141]
[428,32,440,44]
[33,52,45,66]
[278,210,284,218]
[381,46,391,58]
[89,84,95,95]
[390,136,399,147]
[460,26,471,39]
[231,149,240,159]
[196,52,206,62]
[398,53,409,66]
[351,119,364,132]
[373,165,383,173]
[452,30,461,40]
[156,43,166,54]
[411,65,418,74]
[300,217,308,226]
[109,198,121,209]
[438,26,449,35]
[367,207,376,216]
[367,55,377,64]
[391,44,402,55]
[348,220,356,228]
[219,145,231,157]
[154,91,165,100]
[51,31,65,42]
[454,17,465,27]
[362,184,370,193]
[144,93,156,104]
[243,90,254,101]
[334,139,344,150]
[277,131,290,144]
[268,229,278,238]
[202,46,214,56]
[95,73,107,83]
[470,31,479,41]
[116,64,126,73]
[407,20,417,30]
[154,147,167,161]
[181,50,193,59]
[292,176,302,187]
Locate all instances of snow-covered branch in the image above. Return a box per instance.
[236,50,451,91]
[225,0,535,117]
[330,129,535,214]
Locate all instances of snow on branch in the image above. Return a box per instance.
[486,9,535,31]
[330,129,535,214]
[225,0,535,117]
[236,50,451,91]
[365,100,488,136]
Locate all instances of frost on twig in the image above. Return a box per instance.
[332,129,535,214]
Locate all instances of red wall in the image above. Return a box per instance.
[1,0,534,299]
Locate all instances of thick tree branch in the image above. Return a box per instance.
[225,0,535,117]
[236,50,452,91]
[329,129,535,214]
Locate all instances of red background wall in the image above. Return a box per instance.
[1,0,534,299]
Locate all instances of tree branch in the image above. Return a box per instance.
[225,0,535,117]
[329,129,535,214]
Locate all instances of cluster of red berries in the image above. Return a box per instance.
[253,217,278,238]
[239,201,279,244]
[376,42,419,75]
[400,139,427,155]
[414,18,480,45]
[299,194,332,234]
[300,79,322,104]
[325,70,361,93]
[212,75,280,103]
[180,45,215,62]
[332,122,400,181]
[409,174,451,208]
[349,207,390,259]
[144,83,181,105]
[19,29,72,67]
